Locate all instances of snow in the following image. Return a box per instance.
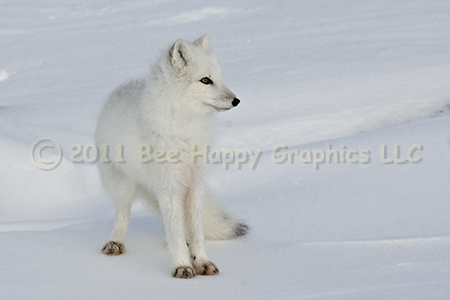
[1,0,450,298]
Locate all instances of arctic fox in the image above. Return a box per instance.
[95,34,247,278]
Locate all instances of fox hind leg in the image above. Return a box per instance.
[100,164,137,255]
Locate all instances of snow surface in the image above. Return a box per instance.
[1,0,450,299]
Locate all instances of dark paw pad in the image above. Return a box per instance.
[194,261,219,276]
[172,266,196,279]
[102,241,125,256]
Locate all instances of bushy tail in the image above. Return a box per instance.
[203,190,249,240]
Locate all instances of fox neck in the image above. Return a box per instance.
[139,83,214,147]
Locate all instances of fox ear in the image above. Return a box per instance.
[169,39,192,69]
[195,34,212,52]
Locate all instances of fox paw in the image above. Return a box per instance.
[102,241,125,256]
[172,266,196,279]
[193,260,219,276]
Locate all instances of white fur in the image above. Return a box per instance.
[95,34,247,278]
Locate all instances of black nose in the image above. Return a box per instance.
[232,98,240,107]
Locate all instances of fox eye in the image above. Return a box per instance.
[200,77,213,85]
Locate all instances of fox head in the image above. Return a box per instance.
[165,34,240,114]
